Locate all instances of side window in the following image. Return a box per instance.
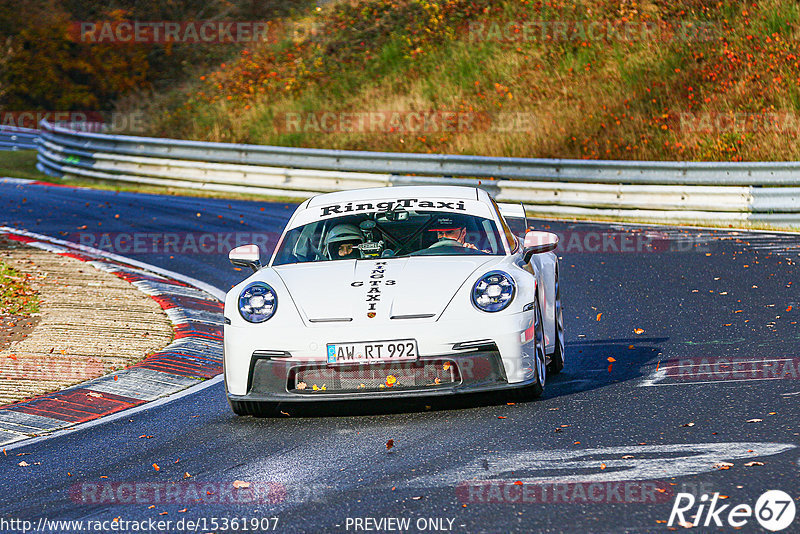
[489,198,518,253]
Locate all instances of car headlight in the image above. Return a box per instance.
[239,282,277,323]
[472,271,515,312]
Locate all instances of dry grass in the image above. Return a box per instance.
[127,0,800,162]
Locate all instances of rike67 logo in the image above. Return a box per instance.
[668,490,796,531]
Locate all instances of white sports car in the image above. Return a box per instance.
[223,186,564,415]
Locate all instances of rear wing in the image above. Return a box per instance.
[497,202,528,238]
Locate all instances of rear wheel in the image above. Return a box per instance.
[547,265,565,374]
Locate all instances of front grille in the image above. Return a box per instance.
[289,360,458,393]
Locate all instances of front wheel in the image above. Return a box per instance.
[547,265,565,374]
[509,297,546,401]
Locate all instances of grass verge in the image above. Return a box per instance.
[0,260,39,316]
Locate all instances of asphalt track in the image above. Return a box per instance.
[0,180,798,533]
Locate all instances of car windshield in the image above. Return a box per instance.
[272,210,505,265]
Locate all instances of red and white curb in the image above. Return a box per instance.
[0,227,224,447]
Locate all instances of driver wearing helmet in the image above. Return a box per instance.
[324,224,364,260]
[428,214,480,250]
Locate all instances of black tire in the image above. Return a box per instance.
[547,265,565,374]
[508,297,546,401]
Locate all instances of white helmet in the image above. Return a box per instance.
[324,224,363,259]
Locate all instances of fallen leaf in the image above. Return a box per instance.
[233,480,250,489]
[596,313,602,321]
[386,439,394,451]
[18,461,29,466]
[713,462,733,470]
[743,461,764,467]
[497,416,507,419]
[86,392,103,398]
[607,357,616,362]
[280,410,290,416]
[681,422,695,427]
[159,512,168,516]
[607,364,613,372]
[412,496,423,500]
[746,419,762,423]
[622,455,634,459]
[184,472,191,479]
[148,505,155,509]
[600,463,606,470]
[634,328,644,334]
[178,508,187,513]
[152,463,160,471]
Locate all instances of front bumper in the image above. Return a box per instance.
[226,349,546,403]
[224,311,538,397]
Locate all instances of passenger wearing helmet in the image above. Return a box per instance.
[324,224,364,260]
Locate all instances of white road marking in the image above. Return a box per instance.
[641,377,789,386]
[406,442,796,486]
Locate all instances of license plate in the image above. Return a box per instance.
[327,339,418,365]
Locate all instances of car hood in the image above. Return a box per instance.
[272,256,500,324]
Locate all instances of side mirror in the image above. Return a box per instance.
[229,244,262,272]
[523,231,558,261]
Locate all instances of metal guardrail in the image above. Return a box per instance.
[34,120,800,226]
[0,126,39,151]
